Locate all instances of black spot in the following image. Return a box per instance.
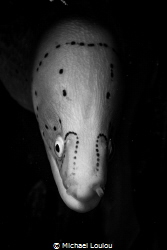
[45,124,48,129]
[71,41,76,45]
[36,106,38,111]
[98,133,107,142]
[97,153,100,157]
[79,42,85,46]
[103,43,108,47]
[88,43,95,47]
[74,151,77,154]
[97,158,100,162]
[99,43,103,46]
[64,131,78,140]
[74,156,76,159]
[76,141,79,144]
[36,67,39,72]
[96,144,98,147]
[44,53,48,58]
[39,61,42,66]
[76,145,78,149]
[96,163,99,167]
[56,44,61,48]
[62,89,67,96]
[110,63,114,68]
[59,69,63,74]
[59,119,61,124]
[53,126,56,131]
[96,149,99,152]
[35,91,37,96]
[106,92,110,99]
[111,72,114,78]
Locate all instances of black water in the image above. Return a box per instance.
[0,1,166,249]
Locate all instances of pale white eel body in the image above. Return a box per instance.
[31,18,121,212]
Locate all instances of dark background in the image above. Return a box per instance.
[0,0,166,249]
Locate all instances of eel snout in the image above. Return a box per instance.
[49,140,107,212]
[55,132,107,212]
[66,178,104,201]
[64,182,105,212]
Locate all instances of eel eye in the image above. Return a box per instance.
[54,136,64,158]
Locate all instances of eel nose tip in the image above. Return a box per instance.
[66,184,104,202]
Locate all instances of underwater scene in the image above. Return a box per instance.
[0,1,166,249]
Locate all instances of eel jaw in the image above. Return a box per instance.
[49,152,105,213]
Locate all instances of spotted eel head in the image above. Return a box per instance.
[32,19,121,212]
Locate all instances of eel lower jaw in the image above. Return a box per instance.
[49,154,104,212]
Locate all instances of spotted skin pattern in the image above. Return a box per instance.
[35,41,112,73]
[31,18,121,212]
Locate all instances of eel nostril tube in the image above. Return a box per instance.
[66,183,104,202]
[95,186,104,197]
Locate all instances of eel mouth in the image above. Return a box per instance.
[49,152,106,212]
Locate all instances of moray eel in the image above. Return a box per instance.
[0,15,121,212]
[32,19,121,212]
